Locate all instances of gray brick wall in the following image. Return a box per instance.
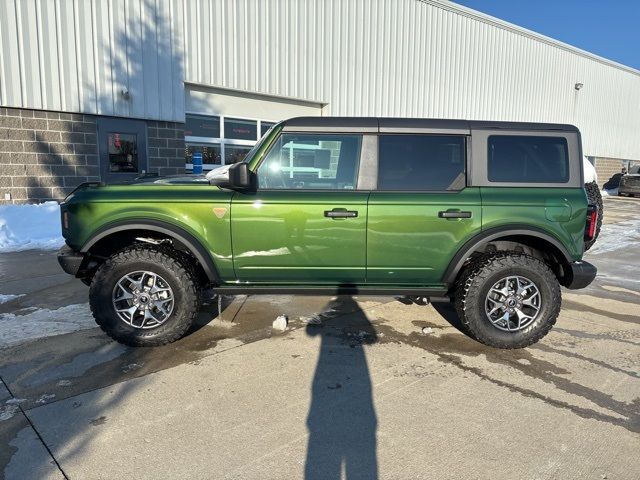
[594,157,624,189]
[0,107,99,204]
[147,120,186,177]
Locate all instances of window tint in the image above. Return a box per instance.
[185,114,220,138]
[258,134,361,190]
[488,135,569,183]
[377,135,465,191]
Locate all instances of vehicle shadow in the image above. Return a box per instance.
[304,295,378,480]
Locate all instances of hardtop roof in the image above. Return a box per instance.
[281,116,579,132]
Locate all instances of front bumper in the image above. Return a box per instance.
[563,261,597,290]
[57,245,85,276]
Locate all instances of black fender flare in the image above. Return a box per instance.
[442,225,573,285]
[81,219,220,283]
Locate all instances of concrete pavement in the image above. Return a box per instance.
[1,196,638,479]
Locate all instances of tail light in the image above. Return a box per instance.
[584,205,598,241]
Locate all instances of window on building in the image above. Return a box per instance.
[185,114,220,138]
[185,144,222,170]
[377,135,465,191]
[224,118,257,140]
[258,134,361,190]
[225,145,253,164]
[108,133,139,173]
[488,135,569,183]
[184,114,277,172]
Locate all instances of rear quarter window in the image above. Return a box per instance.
[488,135,569,183]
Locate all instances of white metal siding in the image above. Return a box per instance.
[181,0,640,161]
[0,0,185,122]
[1,0,639,160]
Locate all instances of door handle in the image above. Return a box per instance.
[324,208,358,218]
[438,210,472,219]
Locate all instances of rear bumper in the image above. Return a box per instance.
[563,261,597,290]
[57,245,85,276]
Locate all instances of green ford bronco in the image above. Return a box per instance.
[58,117,598,349]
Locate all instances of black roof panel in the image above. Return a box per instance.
[281,116,579,132]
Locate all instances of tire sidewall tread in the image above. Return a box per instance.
[454,252,561,349]
[89,245,201,347]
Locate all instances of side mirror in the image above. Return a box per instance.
[228,162,257,191]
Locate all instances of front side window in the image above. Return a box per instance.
[377,135,466,191]
[258,134,362,190]
[488,135,569,183]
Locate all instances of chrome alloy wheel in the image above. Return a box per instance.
[112,271,174,329]
[484,275,541,332]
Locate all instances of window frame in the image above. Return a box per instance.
[374,133,469,193]
[254,132,374,192]
[470,129,582,188]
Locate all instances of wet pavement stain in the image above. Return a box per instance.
[372,323,640,434]
[89,416,107,426]
[562,299,640,325]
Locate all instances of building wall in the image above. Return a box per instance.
[183,0,640,161]
[0,0,185,122]
[594,157,624,190]
[0,107,99,203]
[1,107,185,204]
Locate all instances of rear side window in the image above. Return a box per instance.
[377,135,466,191]
[488,135,569,183]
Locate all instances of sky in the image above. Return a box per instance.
[452,0,640,70]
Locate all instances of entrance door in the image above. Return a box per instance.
[231,132,368,283]
[97,118,148,183]
[367,134,482,285]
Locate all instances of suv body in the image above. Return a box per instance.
[58,117,597,348]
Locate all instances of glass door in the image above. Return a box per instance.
[97,118,148,183]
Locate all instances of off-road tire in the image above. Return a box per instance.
[454,253,561,349]
[584,181,603,251]
[89,245,201,346]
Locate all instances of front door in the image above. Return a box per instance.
[231,132,368,283]
[367,134,482,285]
[97,118,148,183]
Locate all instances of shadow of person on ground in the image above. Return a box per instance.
[304,295,378,480]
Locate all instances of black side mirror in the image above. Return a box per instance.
[228,162,257,191]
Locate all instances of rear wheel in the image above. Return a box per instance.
[89,245,201,346]
[454,253,561,349]
[584,181,603,250]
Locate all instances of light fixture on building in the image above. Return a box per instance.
[574,82,584,90]
[120,89,131,100]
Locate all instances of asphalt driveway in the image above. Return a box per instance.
[0,196,638,479]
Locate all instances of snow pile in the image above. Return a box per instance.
[0,303,94,348]
[0,201,64,252]
[601,188,618,197]
[587,219,640,255]
[0,294,24,304]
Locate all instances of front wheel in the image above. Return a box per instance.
[454,253,561,349]
[89,245,201,346]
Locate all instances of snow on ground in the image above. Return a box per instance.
[601,188,618,197]
[0,201,64,252]
[0,303,94,348]
[0,294,25,304]
[587,218,640,255]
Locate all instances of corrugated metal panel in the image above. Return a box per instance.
[182,0,640,160]
[0,0,184,122]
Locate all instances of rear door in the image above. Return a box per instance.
[231,132,371,283]
[366,133,482,285]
